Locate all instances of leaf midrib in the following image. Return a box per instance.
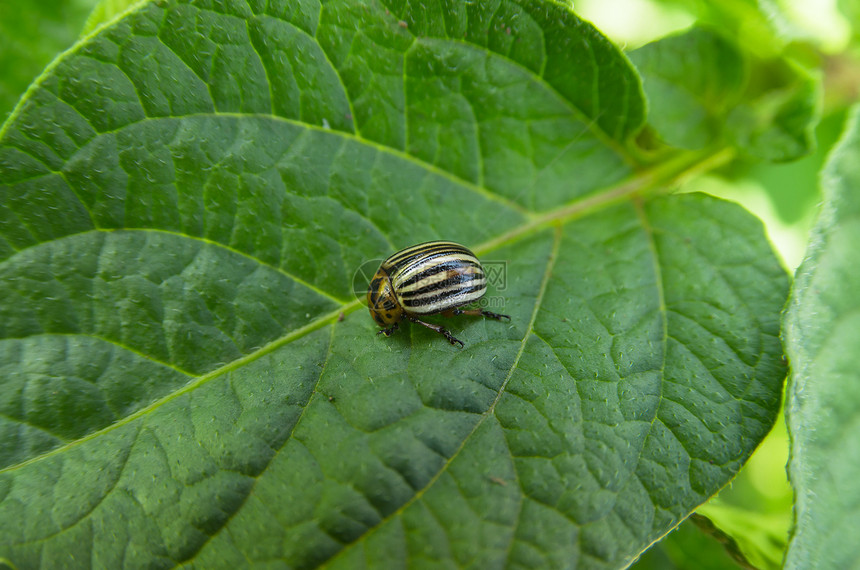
[318,227,565,568]
[0,302,351,475]
[0,143,728,477]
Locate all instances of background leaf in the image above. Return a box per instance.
[783,104,860,569]
[630,25,819,161]
[633,514,758,570]
[0,0,99,122]
[726,58,820,162]
[0,0,791,567]
[629,26,747,150]
[81,0,140,36]
[632,0,798,55]
[695,502,787,569]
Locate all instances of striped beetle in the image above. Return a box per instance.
[367,241,510,347]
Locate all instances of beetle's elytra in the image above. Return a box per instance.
[367,241,510,347]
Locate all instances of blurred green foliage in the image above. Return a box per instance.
[0,0,99,121]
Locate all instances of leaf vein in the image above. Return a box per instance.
[181,319,338,564]
[320,226,562,567]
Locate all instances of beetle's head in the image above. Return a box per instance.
[367,268,403,326]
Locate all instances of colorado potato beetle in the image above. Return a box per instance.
[367,241,510,347]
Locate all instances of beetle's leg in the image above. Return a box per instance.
[377,322,399,337]
[451,308,511,321]
[408,317,464,348]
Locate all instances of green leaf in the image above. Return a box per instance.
[632,514,754,570]
[0,0,100,121]
[643,0,797,57]
[629,26,747,150]
[694,411,793,570]
[784,105,860,569]
[726,58,820,162]
[81,0,141,36]
[1,1,789,567]
[695,503,787,569]
[745,109,847,225]
[629,26,820,161]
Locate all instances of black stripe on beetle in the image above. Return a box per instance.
[366,240,510,347]
[401,283,485,308]
[398,270,484,297]
[399,274,484,299]
[397,264,474,288]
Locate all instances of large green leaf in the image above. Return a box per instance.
[784,106,860,568]
[0,1,789,567]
